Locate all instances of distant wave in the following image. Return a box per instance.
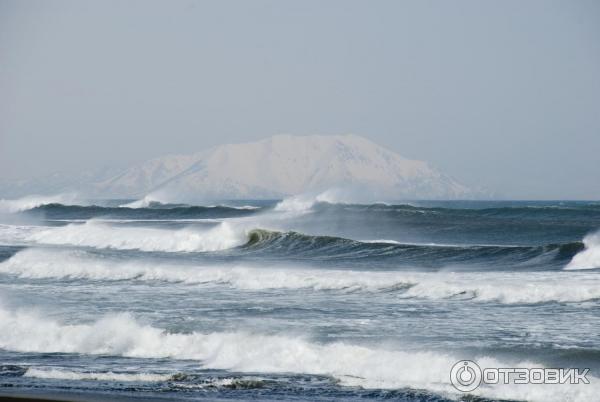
[0,303,597,402]
[120,194,169,208]
[2,248,599,303]
[304,201,600,220]
[120,194,262,210]
[273,191,600,215]
[273,190,360,212]
[16,198,600,223]
[25,203,262,220]
[0,194,80,213]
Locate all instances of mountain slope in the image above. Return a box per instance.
[95,134,472,200]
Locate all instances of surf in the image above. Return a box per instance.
[0,193,81,213]
[0,302,597,402]
[565,231,600,270]
[18,220,245,252]
[3,248,600,303]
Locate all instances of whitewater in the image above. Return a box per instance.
[1,195,599,401]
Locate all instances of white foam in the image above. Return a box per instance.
[0,224,47,246]
[25,367,170,382]
[361,239,403,245]
[225,205,261,210]
[3,248,600,303]
[0,304,596,402]
[0,248,414,290]
[169,376,265,389]
[274,189,350,212]
[23,220,246,252]
[401,274,600,303]
[120,194,166,208]
[0,193,80,213]
[565,232,600,270]
[274,195,319,212]
[121,194,261,210]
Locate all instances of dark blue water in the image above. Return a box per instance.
[0,199,599,401]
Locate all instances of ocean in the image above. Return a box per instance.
[0,197,599,401]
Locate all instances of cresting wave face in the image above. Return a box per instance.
[2,248,600,303]
[0,303,597,402]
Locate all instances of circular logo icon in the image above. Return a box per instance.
[450,360,482,392]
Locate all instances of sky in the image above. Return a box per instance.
[1,0,599,199]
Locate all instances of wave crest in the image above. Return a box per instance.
[0,194,80,213]
[25,221,246,252]
[244,229,582,268]
[565,231,600,270]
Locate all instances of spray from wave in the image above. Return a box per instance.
[24,220,246,252]
[565,231,600,270]
[273,188,386,212]
[121,191,263,210]
[119,192,172,208]
[0,193,80,213]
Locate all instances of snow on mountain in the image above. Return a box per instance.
[94,134,473,200]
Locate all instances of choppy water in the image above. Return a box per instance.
[0,196,599,401]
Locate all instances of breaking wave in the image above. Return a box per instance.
[15,198,600,227]
[273,196,600,218]
[0,220,584,268]
[120,194,170,208]
[0,194,80,213]
[24,221,246,252]
[0,304,596,402]
[273,189,365,212]
[243,229,583,268]
[565,231,600,270]
[2,248,599,303]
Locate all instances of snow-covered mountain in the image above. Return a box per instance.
[93,134,473,200]
[0,135,477,200]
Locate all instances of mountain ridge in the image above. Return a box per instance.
[95,134,473,200]
[1,135,478,200]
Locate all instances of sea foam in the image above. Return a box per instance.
[3,248,600,304]
[24,220,245,252]
[24,368,171,382]
[0,303,596,402]
[565,231,600,270]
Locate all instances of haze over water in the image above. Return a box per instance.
[1,1,599,401]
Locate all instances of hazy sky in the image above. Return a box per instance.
[1,0,599,199]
